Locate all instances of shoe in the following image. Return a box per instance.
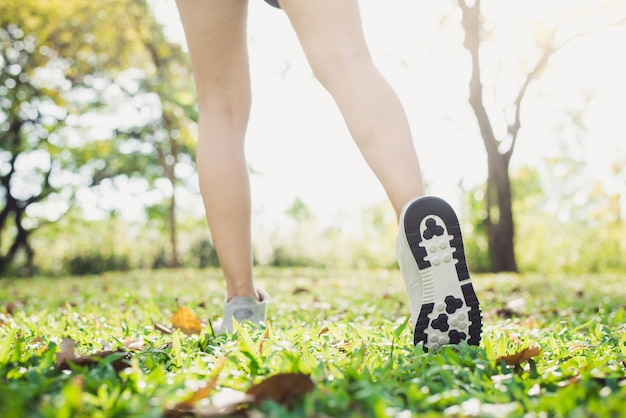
[396,196,482,351]
[215,288,270,334]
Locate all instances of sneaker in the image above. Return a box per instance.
[396,196,482,351]
[215,288,270,334]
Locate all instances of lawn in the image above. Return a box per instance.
[1,268,625,417]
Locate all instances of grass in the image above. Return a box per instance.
[1,267,625,417]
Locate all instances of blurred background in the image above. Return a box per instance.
[1,0,625,277]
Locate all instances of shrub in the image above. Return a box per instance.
[64,251,131,276]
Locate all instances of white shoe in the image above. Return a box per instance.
[396,196,482,351]
[215,288,270,334]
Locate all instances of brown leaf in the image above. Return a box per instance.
[179,358,227,408]
[258,327,270,355]
[172,305,203,336]
[497,346,541,366]
[292,287,309,295]
[56,338,77,367]
[3,301,24,315]
[495,307,519,319]
[164,391,252,418]
[56,338,130,373]
[123,336,145,351]
[155,322,174,334]
[164,358,249,418]
[59,350,130,373]
[246,373,314,409]
[318,326,329,336]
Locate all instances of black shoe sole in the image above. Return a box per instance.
[402,196,482,351]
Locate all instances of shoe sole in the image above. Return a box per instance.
[402,196,482,351]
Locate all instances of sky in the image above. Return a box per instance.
[147,0,626,229]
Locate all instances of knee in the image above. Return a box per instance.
[196,87,251,124]
[308,46,374,92]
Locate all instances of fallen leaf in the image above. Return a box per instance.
[55,338,130,373]
[56,338,77,367]
[172,305,202,336]
[164,358,251,418]
[3,301,23,315]
[59,350,130,373]
[164,390,252,418]
[258,327,270,355]
[179,358,227,408]
[123,336,145,351]
[154,322,174,334]
[497,346,541,366]
[495,307,519,319]
[205,389,253,416]
[246,373,315,409]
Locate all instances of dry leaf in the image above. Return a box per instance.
[497,346,541,366]
[318,326,329,336]
[164,391,252,418]
[258,327,270,355]
[208,389,253,413]
[55,338,130,373]
[172,305,203,336]
[495,307,519,319]
[246,373,315,409]
[154,322,174,334]
[123,336,145,351]
[58,350,130,373]
[3,301,23,315]
[56,338,77,367]
[179,358,227,407]
[164,358,246,418]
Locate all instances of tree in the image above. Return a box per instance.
[122,4,197,268]
[456,0,626,272]
[0,0,195,275]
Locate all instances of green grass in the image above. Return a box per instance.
[1,268,625,417]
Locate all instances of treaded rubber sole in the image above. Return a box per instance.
[403,196,482,351]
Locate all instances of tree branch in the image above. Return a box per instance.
[506,17,626,159]
[458,0,500,157]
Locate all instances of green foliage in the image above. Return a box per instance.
[0,269,625,417]
[0,0,144,273]
[0,0,197,275]
[64,251,131,276]
[462,164,626,274]
[188,238,221,269]
[461,189,492,273]
[260,200,397,270]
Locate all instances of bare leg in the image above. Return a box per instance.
[280,0,425,218]
[176,0,256,300]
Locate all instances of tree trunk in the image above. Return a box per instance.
[460,0,518,272]
[485,151,517,272]
[166,139,179,269]
[0,122,37,276]
[457,0,623,272]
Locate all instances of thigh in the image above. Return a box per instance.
[176,0,250,93]
[279,0,371,84]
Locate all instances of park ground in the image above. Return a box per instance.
[1,268,625,417]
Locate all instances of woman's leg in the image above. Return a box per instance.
[279,0,425,218]
[176,0,256,300]
[280,0,482,351]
